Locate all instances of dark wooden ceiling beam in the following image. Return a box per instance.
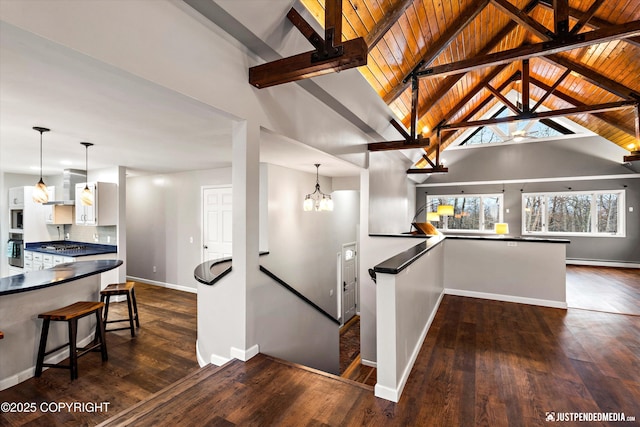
[407,166,449,174]
[365,0,414,51]
[415,20,640,79]
[410,75,419,139]
[543,54,640,101]
[390,118,411,140]
[531,68,571,112]
[249,0,368,88]
[522,59,530,112]
[529,76,635,135]
[441,100,637,130]
[408,0,539,128]
[537,0,640,48]
[485,83,520,113]
[569,0,605,35]
[438,71,520,147]
[490,0,554,40]
[368,139,430,152]
[383,0,492,104]
[553,0,570,35]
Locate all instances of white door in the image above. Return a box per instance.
[342,243,357,323]
[202,187,232,262]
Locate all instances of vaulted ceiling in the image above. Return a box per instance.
[300,0,640,165]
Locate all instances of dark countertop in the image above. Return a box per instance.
[0,259,122,296]
[25,241,117,257]
[374,235,446,275]
[369,233,432,239]
[373,234,570,275]
[444,235,570,244]
[194,252,269,286]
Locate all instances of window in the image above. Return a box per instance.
[522,190,625,237]
[427,194,503,232]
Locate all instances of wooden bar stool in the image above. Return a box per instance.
[100,282,140,337]
[35,301,108,380]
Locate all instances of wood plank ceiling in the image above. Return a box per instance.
[300,0,640,165]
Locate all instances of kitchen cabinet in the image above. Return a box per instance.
[42,187,72,224]
[23,251,75,272]
[43,187,73,225]
[75,182,117,226]
[9,187,25,208]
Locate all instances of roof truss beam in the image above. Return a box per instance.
[248,0,367,88]
[415,20,640,79]
[543,54,640,101]
[441,100,637,130]
[384,0,492,103]
[490,0,554,40]
[569,0,605,35]
[529,76,635,136]
[365,0,414,51]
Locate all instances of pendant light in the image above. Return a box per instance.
[32,126,50,204]
[80,142,94,206]
[303,164,333,212]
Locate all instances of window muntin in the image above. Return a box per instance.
[427,194,503,232]
[522,190,625,237]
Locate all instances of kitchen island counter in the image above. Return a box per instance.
[0,259,122,390]
[0,259,122,296]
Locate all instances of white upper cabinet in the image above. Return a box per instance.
[75,182,117,226]
[9,186,25,208]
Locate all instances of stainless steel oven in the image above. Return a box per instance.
[8,238,23,268]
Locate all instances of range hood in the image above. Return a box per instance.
[43,169,86,206]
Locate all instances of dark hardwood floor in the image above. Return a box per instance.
[0,282,199,427]
[2,267,639,426]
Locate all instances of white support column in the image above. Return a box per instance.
[196,120,261,366]
[231,119,261,360]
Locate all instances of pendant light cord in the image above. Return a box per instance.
[39,131,43,180]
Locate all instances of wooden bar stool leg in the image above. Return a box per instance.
[95,308,108,362]
[125,291,135,337]
[131,287,140,328]
[68,318,78,380]
[102,294,110,324]
[35,319,50,377]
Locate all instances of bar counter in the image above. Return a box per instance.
[0,260,122,390]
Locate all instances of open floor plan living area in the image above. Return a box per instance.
[1,0,639,425]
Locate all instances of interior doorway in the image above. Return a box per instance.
[202,186,232,262]
[341,242,357,324]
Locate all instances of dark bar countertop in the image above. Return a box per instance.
[373,234,569,275]
[0,259,122,296]
[25,240,117,257]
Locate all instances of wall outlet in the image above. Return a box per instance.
[630,207,634,212]
[189,236,193,243]
[506,208,510,213]
[107,236,110,243]
[329,289,333,296]
[153,265,157,273]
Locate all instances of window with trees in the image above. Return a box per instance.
[522,190,624,236]
[427,194,503,232]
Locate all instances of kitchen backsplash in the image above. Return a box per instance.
[46,224,117,245]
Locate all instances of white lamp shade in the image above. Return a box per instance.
[32,179,49,204]
[494,223,509,235]
[303,196,313,211]
[81,186,94,206]
[437,204,454,216]
[426,212,440,222]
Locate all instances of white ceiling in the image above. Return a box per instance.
[0,21,361,179]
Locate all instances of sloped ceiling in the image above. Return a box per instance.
[300,0,640,161]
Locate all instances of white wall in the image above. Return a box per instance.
[126,167,233,290]
[261,164,359,318]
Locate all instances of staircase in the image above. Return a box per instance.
[98,354,376,426]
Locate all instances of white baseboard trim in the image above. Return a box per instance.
[230,344,260,362]
[0,334,94,391]
[361,359,377,368]
[210,353,231,367]
[375,290,445,403]
[195,340,208,368]
[444,288,567,309]
[566,259,640,268]
[126,276,197,294]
